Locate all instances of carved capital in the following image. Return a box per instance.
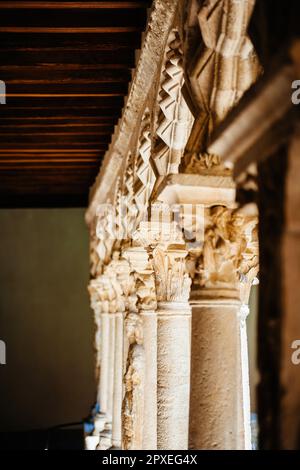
[152,245,191,303]
[133,219,191,304]
[123,247,157,312]
[88,278,103,317]
[188,204,259,301]
[104,255,138,314]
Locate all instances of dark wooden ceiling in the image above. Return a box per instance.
[0,1,151,207]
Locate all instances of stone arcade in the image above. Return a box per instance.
[85,0,300,450]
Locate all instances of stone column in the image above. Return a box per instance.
[112,310,123,449]
[188,205,259,450]
[119,253,145,450]
[87,278,102,407]
[98,258,127,450]
[124,246,158,450]
[122,310,144,450]
[96,274,116,450]
[94,309,111,444]
[136,221,192,450]
[87,276,111,442]
[140,308,157,450]
[86,278,104,450]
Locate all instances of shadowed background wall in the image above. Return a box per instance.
[0,209,95,431]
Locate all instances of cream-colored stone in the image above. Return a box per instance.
[85,0,262,452]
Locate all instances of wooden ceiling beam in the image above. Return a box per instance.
[0,32,142,49]
[0,0,149,207]
[0,149,103,153]
[0,124,113,135]
[0,134,111,142]
[0,128,113,134]
[5,93,123,97]
[0,194,89,208]
[0,158,101,163]
[0,116,117,124]
[0,156,101,159]
[0,108,120,117]
[0,143,109,149]
[0,27,141,33]
[0,2,150,9]
[0,51,135,65]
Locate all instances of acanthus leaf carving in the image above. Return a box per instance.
[152,246,191,303]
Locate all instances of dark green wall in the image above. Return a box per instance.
[0,209,95,431]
